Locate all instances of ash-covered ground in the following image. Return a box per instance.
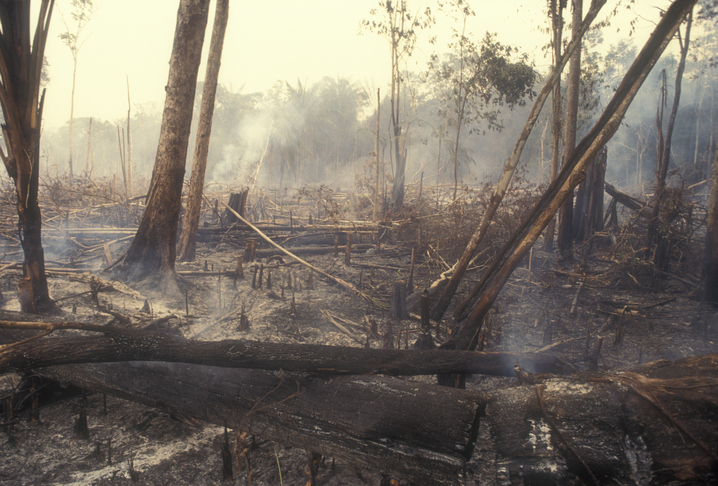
[1,220,717,485]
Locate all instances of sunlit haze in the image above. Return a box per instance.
[40,0,668,130]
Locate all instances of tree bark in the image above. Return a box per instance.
[0,1,56,314]
[557,0,583,254]
[544,0,564,252]
[572,146,606,241]
[485,354,718,485]
[0,327,566,377]
[119,0,209,282]
[177,0,229,262]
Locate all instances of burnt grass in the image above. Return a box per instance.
[1,182,717,485]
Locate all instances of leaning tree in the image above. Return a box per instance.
[0,0,56,313]
[117,0,209,288]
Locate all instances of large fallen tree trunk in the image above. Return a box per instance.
[40,362,482,484]
[0,325,566,377]
[29,353,718,484]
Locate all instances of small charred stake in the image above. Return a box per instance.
[334,235,339,257]
[306,451,322,486]
[407,248,416,294]
[74,395,89,440]
[235,255,244,279]
[238,303,249,332]
[185,290,190,317]
[244,239,257,263]
[251,265,258,290]
[4,396,12,434]
[221,426,233,480]
[390,281,407,319]
[266,269,272,290]
[345,232,352,265]
[257,263,264,289]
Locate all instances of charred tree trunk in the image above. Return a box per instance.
[220,189,248,226]
[485,354,718,485]
[177,0,229,262]
[557,0,583,255]
[0,327,565,377]
[39,361,481,485]
[572,146,607,242]
[0,1,56,314]
[119,0,209,282]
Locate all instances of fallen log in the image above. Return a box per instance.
[39,362,483,484]
[28,353,718,484]
[486,354,718,484]
[0,325,566,377]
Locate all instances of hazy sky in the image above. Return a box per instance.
[40,0,669,131]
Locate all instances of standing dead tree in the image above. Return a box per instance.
[0,0,56,313]
[177,0,229,262]
[117,0,209,287]
[646,8,693,269]
[556,0,583,254]
[449,0,698,356]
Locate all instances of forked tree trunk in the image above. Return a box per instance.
[120,0,209,280]
[0,1,55,314]
[177,0,229,262]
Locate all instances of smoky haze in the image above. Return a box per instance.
[32,0,715,198]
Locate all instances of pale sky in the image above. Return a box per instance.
[40,0,670,131]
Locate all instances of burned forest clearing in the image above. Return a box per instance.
[1,0,717,484]
[1,177,717,485]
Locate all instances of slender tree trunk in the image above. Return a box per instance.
[647,9,692,265]
[703,143,718,304]
[68,55,76,181]
[177,0,229,262]
[544,0,564,251]
[374,88,380,221]
[120,0,209,283]
[85,117,93,176]
[126,76,132,197]
[557,0,583,254]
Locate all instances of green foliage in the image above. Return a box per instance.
[58,0,95,57]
